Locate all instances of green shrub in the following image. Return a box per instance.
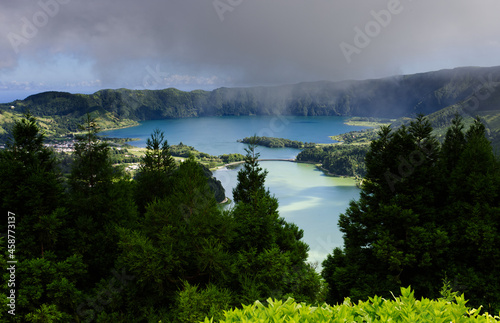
[204,287,500,323]
[175,282,232,323]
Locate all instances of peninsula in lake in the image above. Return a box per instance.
[1,66,500,143]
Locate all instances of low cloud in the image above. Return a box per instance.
[1,0,500,91]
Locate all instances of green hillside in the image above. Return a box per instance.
[1,66,500,144]
[295,101,500,177]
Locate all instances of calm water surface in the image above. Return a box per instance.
[214,161,360,266]
[102,116,366,159]
[102,116,365,266]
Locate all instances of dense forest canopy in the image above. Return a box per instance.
[239,136,315,149]
[1,112,500,321]
[0,115,322,321]
[297,144,369,178]
[322,115,500,312]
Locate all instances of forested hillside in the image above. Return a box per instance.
[294,102,500,178]
[1,66,500,143]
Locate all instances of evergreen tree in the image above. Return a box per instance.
[141,128,176,173]
[0,114,88,320]
[69,113,115,193]
[16,253,87,321]
[0,113,64,258]
[68,114,137,282]
[230,140,320,304]
[322,115,500,311]
[116,157,233,320]
[233,136,268,204]
[444,117,500,310]
[323,116,446,303]
[135,128,176,214]
[440,114,466,173]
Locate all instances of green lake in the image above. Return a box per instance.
[102,116,365,267]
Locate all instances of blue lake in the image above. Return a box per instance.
[101,115,367,159]
[102,116,367,267]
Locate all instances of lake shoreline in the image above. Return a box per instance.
[295,160,357,179]
[343,117,394,128]
[215,157,360,182]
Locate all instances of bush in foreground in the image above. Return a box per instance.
[204,287,500,323]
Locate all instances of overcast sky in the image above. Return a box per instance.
[1,0,500,101]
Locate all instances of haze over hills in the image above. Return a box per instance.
[1,66,499,143]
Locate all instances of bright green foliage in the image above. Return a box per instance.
[205,287,500,323]
[170,142,219,160]
[219,153,245,164]
[14,253,87,321]
[25,304,64,322]
[175,281,232,323]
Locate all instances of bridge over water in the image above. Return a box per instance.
[221,158,296,168]
[257,158,295,162]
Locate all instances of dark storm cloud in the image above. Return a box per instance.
[1,0,500,89]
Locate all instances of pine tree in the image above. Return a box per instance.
[444,117,500,310]
[232,136,268,204]
[440,114,466,173]
[68,113,136,282]
[322,115,500,310]
[230,138,320,303]
[141,128,176,173]
[0,113,64,258]
[0,114,88,320]
[69,113,115,193]
[135,128,176,214]
[116,157,233,318]
[323,116,446,304]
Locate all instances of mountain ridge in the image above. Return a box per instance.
[1,65,499,142]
